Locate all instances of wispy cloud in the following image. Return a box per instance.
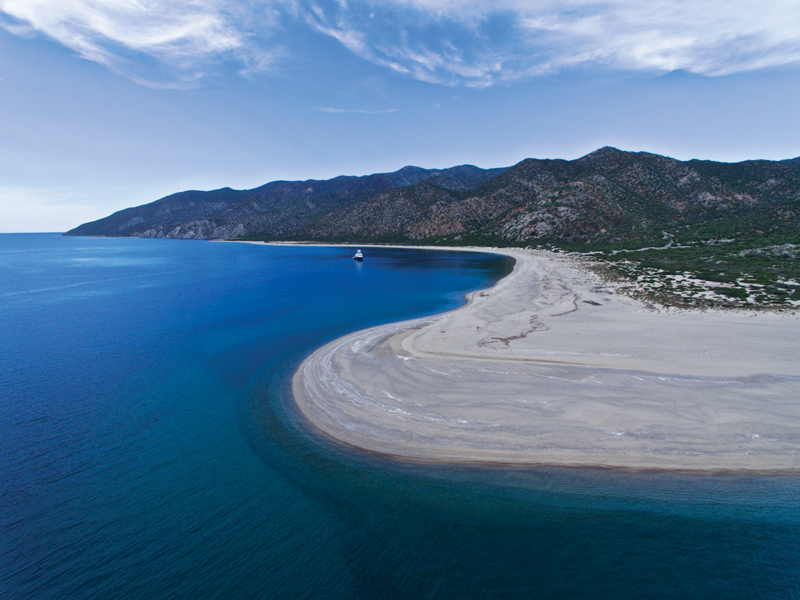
[319,107,398,114]
[0,0,280,88]
[297,0,800,86]
[2,0,799,88]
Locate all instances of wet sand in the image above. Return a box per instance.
[292,247,800,471]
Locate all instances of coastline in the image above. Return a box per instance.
[254,242,800,472]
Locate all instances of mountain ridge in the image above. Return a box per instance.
[65,148,800,248]
[65,164,508,240]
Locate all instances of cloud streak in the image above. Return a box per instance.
[319,107,398,114]
[299,0,800,86]
[2,0,799,87]
[0,0,279,87]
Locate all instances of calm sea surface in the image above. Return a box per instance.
[1,234,798,599]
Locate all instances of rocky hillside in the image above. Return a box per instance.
[303,148,800,245]
[65,148,800,247]
[64,165,508,239]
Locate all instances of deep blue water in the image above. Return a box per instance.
[1,234,798,599]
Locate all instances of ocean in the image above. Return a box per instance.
[1,234,797,599]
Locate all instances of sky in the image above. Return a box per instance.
[1,1,799,232]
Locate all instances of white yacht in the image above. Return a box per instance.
[353,249,363,262]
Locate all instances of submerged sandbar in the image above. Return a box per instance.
[293,247,800,471]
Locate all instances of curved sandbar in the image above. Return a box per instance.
[293,248,800,471]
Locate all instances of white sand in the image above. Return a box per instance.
[292,246,800,471]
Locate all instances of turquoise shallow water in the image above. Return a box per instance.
[1,234,798,599]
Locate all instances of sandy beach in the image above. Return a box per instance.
[292,246,800,471]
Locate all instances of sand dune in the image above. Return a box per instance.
[293,248,800,471]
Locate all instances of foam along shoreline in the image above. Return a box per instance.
[292,246,800,471]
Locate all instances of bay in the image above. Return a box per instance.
[0,234,797,599]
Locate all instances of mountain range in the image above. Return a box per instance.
[65,147,800,247]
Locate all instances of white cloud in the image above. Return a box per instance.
[293,0,800,85]
[0,0,279,87]
[319,107,398,114]
[1,0,799,87]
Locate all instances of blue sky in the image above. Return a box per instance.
[1,0,799,232]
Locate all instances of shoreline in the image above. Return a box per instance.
[250,242,800,472]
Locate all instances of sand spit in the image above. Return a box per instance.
[292,246,800,471]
